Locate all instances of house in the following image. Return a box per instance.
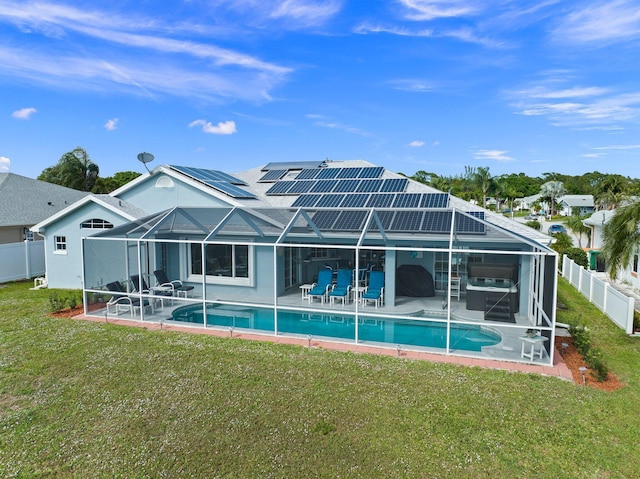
[0,173,88,244]
[583,209,639,285]
[558,195,594,217]
[34,160,558,365]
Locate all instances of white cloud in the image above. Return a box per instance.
[593,144,640,150]
[11,107,37,119]
[0,156,9,172]
[553,0,640,44]
[270,0,342,27]
[0,2,291,102]
[189,119,237,135]
[397,0,481,21]
[388,79,436,92]
[473,149,514,162]
[409,140,425,147]
[104,118,118,131]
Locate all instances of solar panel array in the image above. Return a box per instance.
[266,177,408,196]
[310,209,485,234]
[292,192,449,209]
[258,169,287,182]
[295,166,383,180]
[170,165,256,199]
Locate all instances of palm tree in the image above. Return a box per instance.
[602,200,640,279]
[539,181,565,217]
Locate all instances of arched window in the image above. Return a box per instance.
[81,218,114,229]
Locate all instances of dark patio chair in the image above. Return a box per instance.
[153,269,194,298]
[105,281,150,316]
[130,274,174,307]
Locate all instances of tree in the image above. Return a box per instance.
[38,147,99,191]
[602,200,640,279]
[539,181,566,217]
[565,214,591,248]
[91,171,141,193]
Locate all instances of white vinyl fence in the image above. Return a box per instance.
[0,240,45,284]
[562,255,635,334]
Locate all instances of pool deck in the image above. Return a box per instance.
[71,312,574,382]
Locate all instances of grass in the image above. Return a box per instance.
[1,279,639,478]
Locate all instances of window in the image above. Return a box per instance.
[54,236,67,254]
[81,218,113,229]
[23,228,34,241]
[633,254,638,274]
[189,243,251,284]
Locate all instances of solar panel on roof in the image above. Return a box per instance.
[421,193,449,208]
[393,193,421,208]
[265,181,295,195]
[292,194,321,208]
[207,181,257,199]
[296,169,321,180]
[312,210,340,229]
[366,194,394,208]
[380,178,408,192]
[357,179,383,193]
[258,169,287,182]
[287,181,316,194]
[333,179,360,193]
[337,167,363,179]
[316,168,340,179]
[340,194,369,208]
[376,211,395,229]
[169,165,255,198]
[358,167,384,179]
[315,194,345,208]
[332,210,368,231]
[421,211,452,233]
[390,211,424,231]
[310,180,336,193]
[455,211,486,234]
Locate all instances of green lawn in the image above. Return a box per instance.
[1,279,639,478]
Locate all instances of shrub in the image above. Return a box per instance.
[525,220,541,231]
[564,247,588,269]
[568,323,609,382]
[48,291,65,312]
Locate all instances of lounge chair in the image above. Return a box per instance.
[153,269,194,298]
[329,269,353,305]
[307,269,334,304]
[131,274,174,307]
[362,271,385,308]
[106,281,150,316]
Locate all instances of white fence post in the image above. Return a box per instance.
[626,297,635,335]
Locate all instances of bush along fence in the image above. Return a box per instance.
[568,323,609,382]
[562,255,635,335]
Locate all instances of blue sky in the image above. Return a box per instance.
[1,1,640,180]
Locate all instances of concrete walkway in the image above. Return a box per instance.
[73,313,574,382]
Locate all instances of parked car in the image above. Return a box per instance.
[547,224,567,235]
[524,214,538,221]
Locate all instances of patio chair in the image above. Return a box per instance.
[362,271,385,308]
[329,269,353,305]
[153,269,194,298]
[130,274,174,307]
[105,281,150,316]
[307,269,334,304]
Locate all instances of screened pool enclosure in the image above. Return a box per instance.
[82,206,558,365]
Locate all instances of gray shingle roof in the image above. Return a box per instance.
[0,173,89,227]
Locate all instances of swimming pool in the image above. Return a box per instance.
[171,304,501,352]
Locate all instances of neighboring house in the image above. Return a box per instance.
[583,209,639,286]
[0,173,88,244]
[558,195,594,217]
[518,194,541,212]
[34,160,559,365]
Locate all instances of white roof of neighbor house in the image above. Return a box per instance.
[0,173,89,227]
[559,195,594,208]
[583,209,615,226]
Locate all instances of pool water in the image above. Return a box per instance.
[171,304,501,352]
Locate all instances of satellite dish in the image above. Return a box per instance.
[137,152,154,172]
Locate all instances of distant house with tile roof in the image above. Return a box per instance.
[558,195,594,217]
[0,173,88,244]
